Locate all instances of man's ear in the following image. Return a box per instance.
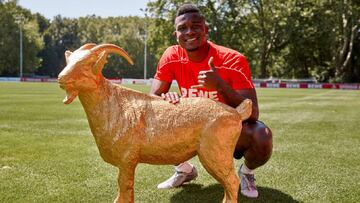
[173,31,179,43]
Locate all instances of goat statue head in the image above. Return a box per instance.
[58,43,133,104]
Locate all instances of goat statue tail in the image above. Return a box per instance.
[235,99,252,121]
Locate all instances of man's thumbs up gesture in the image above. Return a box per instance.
[191,57,222,90]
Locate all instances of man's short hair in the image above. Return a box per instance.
[176,3,202,17]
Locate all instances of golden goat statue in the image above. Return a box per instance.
[58,43,252,203]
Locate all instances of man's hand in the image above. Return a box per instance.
[161,92,180,104]
[191,57,222,90]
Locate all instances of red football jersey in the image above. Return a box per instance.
[154,41,254,103]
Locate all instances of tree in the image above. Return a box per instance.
[37,16,80,77]
[331,0,360,82]
[1,0,358,82]
[0,1,43,76]
[239,0,290,78]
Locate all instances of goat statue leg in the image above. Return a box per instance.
[197,117,241,203]
[113,162,137,203]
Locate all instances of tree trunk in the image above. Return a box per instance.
[334,0,360,81]
[342,21,359,71]
[260,41,272,78]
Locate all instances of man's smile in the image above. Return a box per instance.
[186,37,197,42]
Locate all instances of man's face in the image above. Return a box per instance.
[174,12,208,52]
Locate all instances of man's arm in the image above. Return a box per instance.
[192,58,259,121]
[194,74,259,120]
[150,79,171,96]
[217,82,259,121]
[150,79,180,104]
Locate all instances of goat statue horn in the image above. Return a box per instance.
[79,43,97,50]
[91,44,134,65]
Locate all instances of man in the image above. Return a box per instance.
[150,4,272,198]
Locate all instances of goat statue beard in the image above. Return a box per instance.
[63,89,78,104]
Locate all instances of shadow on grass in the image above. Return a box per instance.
[170,183,300,203]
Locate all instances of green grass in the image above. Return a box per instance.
[0,82,359,203]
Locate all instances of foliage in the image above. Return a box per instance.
[147,0,360,82]
[0,0,359,82]
[36,15,158,78]
[0,1,43,76]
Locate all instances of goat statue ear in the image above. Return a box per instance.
[92,51,108,75]
[65,50,72,64]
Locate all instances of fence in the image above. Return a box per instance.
[1,77,359,90]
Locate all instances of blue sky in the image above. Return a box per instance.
[18,0,149,19]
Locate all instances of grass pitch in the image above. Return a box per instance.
[0,82,359,203]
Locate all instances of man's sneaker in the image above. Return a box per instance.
[157,167,198,189]
[238,164,258,198]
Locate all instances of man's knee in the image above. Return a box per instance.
[242,121,272,140]
[234,121,272,159]
[253,122,273,160]
[245,121,273,153]
[254,123,272,145]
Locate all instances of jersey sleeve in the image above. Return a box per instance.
[154,47,176,83]
[228,55,254,89]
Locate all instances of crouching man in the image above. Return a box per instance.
[150,3,272,198]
